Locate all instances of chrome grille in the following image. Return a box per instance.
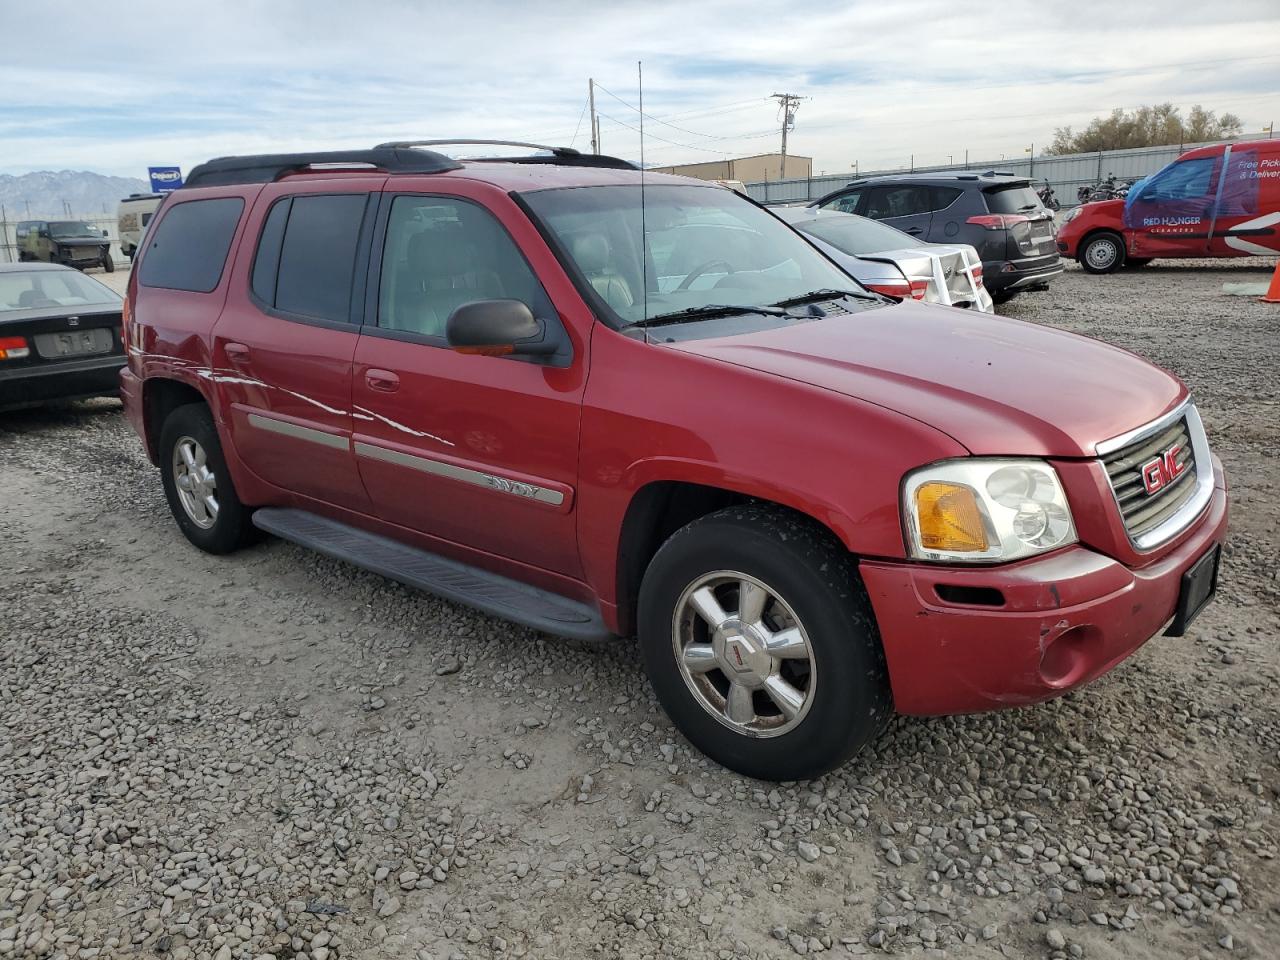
[1102,417,1197,539]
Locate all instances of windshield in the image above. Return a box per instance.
[0,269,121,312]
[791,213,924,255]
[521,184,860,326]
[983,185,1043,215]
[48,221,102,239]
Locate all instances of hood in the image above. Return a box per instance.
[670,300,1185,458]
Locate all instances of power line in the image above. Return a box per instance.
[592,83,773,141]
[568,94,589,150]
[593,110,744,155]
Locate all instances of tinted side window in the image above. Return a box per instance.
[930,187,963,212]
[378,195,553,340]
[139,198,244,293]
[271,194,367,323]
[251,198,290,305]
[818,189,861,214]
[865,186,931,219]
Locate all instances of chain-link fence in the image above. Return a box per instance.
[744,136,1266,207]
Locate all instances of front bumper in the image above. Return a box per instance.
[860,473,1228,716]
[0,355,125,409]
[52,247,106,268]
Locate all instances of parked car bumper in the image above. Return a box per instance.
[983,254,1063,292]
[860,473,1228,716]
[0,355,125,409]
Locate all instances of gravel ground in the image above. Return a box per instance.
[1,260,1278,960]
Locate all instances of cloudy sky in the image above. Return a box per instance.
[3,0,1278,180]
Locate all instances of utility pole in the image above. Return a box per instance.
[588,79,599,155]
[770,93,803,180]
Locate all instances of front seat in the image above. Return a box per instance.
[570,233,634,312]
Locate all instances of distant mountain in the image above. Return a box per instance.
[0,170,151,222]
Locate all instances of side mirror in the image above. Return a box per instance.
[446,299,558,357]
[102,229,109,238]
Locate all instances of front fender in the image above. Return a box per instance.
[576,326,967,615]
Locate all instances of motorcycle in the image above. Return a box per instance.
[1078,173,1132,204]
[1037,183,1061,211]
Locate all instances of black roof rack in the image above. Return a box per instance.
[184,147,463,188]
[376,139,637,170]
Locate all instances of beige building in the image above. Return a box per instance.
[652,153,812,184]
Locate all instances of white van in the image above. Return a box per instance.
[117,193,164,260]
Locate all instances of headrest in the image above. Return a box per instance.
[570,232,611,274]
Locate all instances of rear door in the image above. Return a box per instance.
[862,184,934,237]
[213,178,380,510]
[1123,153,1220,257]
[1208,144,1280,257]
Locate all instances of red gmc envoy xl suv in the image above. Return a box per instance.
[120,141,1228,781]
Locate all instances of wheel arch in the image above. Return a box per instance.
[141,376,213,465]
[613,478,853,637]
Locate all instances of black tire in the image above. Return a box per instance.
[638,504,892,781]
[101,251,114,273]
[159,402,255,554]
[124,246,135,262]
[1123,257,1153,269]
[1080,231,1126,274]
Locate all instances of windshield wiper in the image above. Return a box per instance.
[627,303,791,329]
[771,288,875,307]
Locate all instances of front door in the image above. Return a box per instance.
[1123,154,1220,257]
[862,184,934,238]
[351,189,586,578]
[213,182,380,510]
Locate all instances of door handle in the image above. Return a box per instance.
[365,369,400,393]
[905,227,924,235]
[224,342,250,362]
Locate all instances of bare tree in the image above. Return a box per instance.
[1046,104,1242,155]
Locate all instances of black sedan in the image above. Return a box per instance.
[0,263,125,410]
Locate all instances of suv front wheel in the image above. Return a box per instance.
[159,402,255,554]
[639,505,892,781]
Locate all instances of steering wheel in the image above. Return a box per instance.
[676,259,734,292]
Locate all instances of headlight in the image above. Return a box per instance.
[903,459,1076,562]
[1061,206,1081,224]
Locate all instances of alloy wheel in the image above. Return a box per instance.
[172,435,219,529]
[671,570,816,738]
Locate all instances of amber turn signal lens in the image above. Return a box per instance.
[915,482,989,553]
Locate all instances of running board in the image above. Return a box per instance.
[251,508,612,642]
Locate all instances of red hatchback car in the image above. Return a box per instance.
[121,141,1228,780]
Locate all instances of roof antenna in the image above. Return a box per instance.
[638,59,650,335]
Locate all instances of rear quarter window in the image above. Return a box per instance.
[139,197,244,293]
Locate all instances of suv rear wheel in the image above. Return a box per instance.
[1080,231,1125,274]
[639,505,892,781]
[159,403,255,554]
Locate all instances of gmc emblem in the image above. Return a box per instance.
[1140,443,1186,495]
